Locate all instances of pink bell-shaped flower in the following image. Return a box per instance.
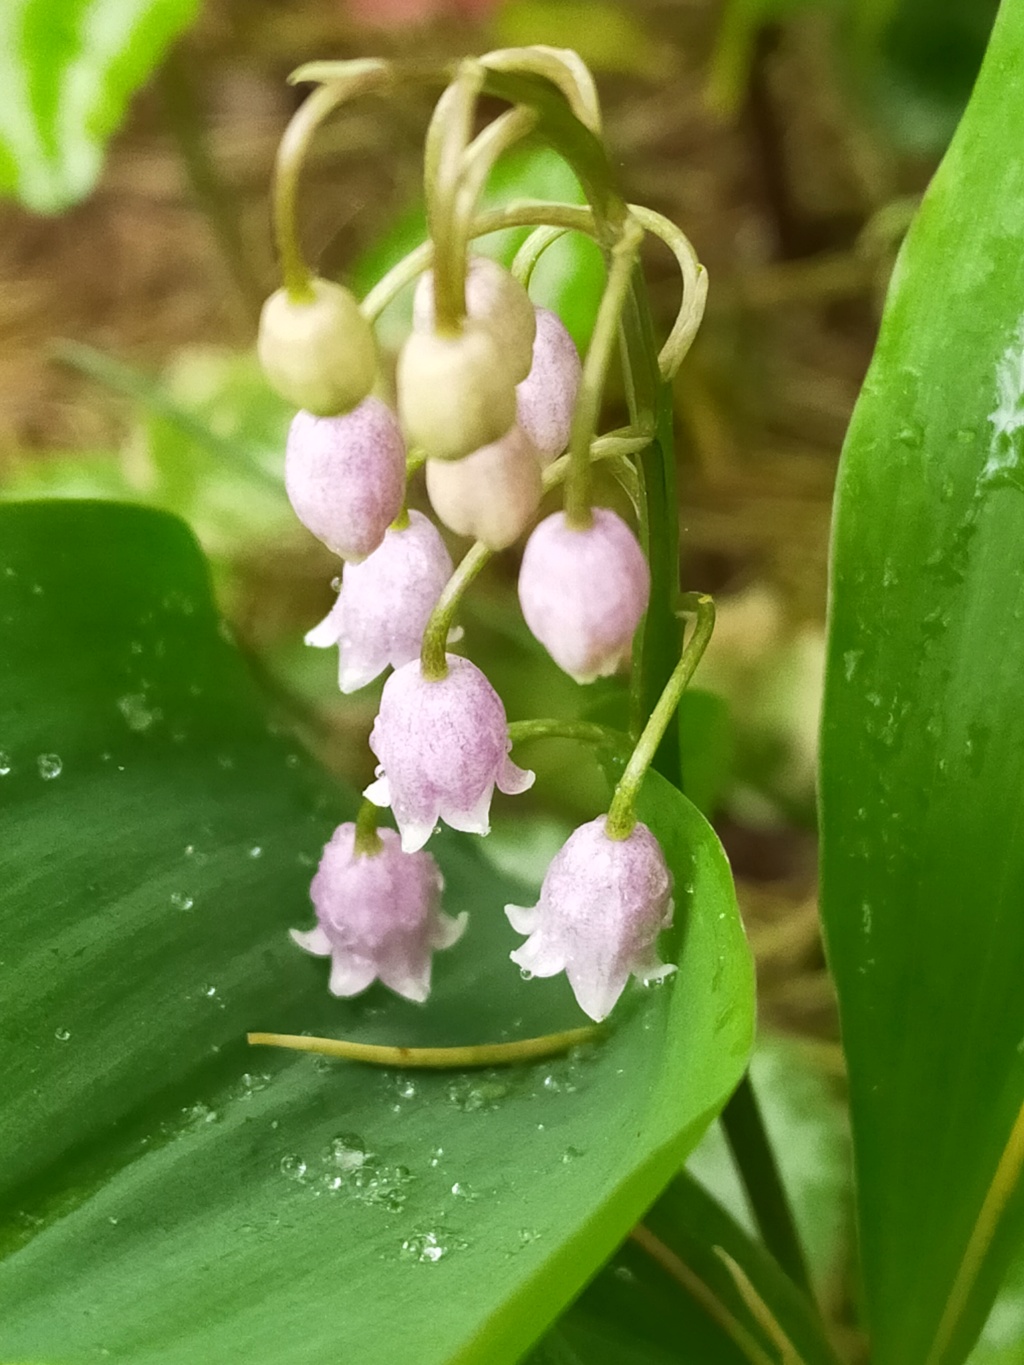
[518,508,650,683]
[425,425,542,550]
[291,823,465,1003]
[285,398,406,561]
[515,307,582,464]
[365,654,534,852]
[305,511,453,693]
[506,816,675,1021]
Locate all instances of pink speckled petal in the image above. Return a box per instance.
[442,785,495,837]
[497,754,536,796]
[510,931,566,979]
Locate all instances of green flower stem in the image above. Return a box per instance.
[721,1075,815,1300]
[420,540,493,681]
[424,59,485,332]
[507,719,631,756]
[512,224,568,286]
[273,63,391,299]
[453,104,539,257]
[628,204,708,381]
[418,432,651,682]
[353,798,384,857]
[564,216,645,528]
[247,1025,600,1069]
[605,592,715,840]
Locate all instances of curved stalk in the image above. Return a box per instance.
[424,60,485,331]
[353,798,384,857]
[507,719,632,755]
[564,216,644,528]
[606,593,716,839]
[273,63,391,298]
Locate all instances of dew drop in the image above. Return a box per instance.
[328,1133,372,1172]
[117,693,159,733]
[0,752,11,776]
[450,1181,478,1200]
[54,1027,70,1042]
[37,754,62,781]
[400,1231,447,1264]
[248,845,263,859]
[170,891,194,912]
[279,1154,307,1181]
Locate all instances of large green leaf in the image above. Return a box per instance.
[0,0,200,213]
[819,2,1024,1361]
[0,500,754,1363]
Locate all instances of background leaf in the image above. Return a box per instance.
[0,0,201,213]
[0,500,754,1364]
[819,1,1024,1360]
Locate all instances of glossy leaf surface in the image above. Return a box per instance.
[0,501,754,1364]
[819,2,1024,1360]
[0,0,200,212]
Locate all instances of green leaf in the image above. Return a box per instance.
[0,0,200,213]
[534,1161,846,1365]
[0,501,754,1364]
[819,2,1024,1361]
[688,1035,852,1300]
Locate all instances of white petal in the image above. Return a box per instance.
[363,773,391,807]
[505,903,540,935]
[510,931,565,979]
[289,925,332,957]
[338,651,388,694]
[397,815,437,853]
[378,959,431,1003]
[329,953,378,997]
[442,785,493,837]
[496,755,535,796]
[305,611,341,649]
[565,962,631,1022]
[430,909,468,950]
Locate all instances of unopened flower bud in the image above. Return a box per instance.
[425,426,542,550]
[285,399,405,561]
[365,654,534,852]
[507,816,674,1021]
[397,323,516,461]
[258,278,376,416]
[518,509,650,682]
[516,307,582,463]
[291,823,465,1003]
[306,510,453,693]
[414,256,536,382]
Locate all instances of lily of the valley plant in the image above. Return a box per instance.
[256,48,710,1024]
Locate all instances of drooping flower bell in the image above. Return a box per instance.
[413,256,537,382]
[364,654,534,852]
[285,398,406,561]
[518,508,650,682]
[291,823,465,1003]
[425,426,542,550]
[397,322,517,462]
[305,510,454,693]
[506,816,674,1021]
[258,278,377,416]
[515,307,582,463]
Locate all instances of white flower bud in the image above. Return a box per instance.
[258,278,376,416]
[397,323,516,462]
[413,256,537,382]
[425,426,542,550]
